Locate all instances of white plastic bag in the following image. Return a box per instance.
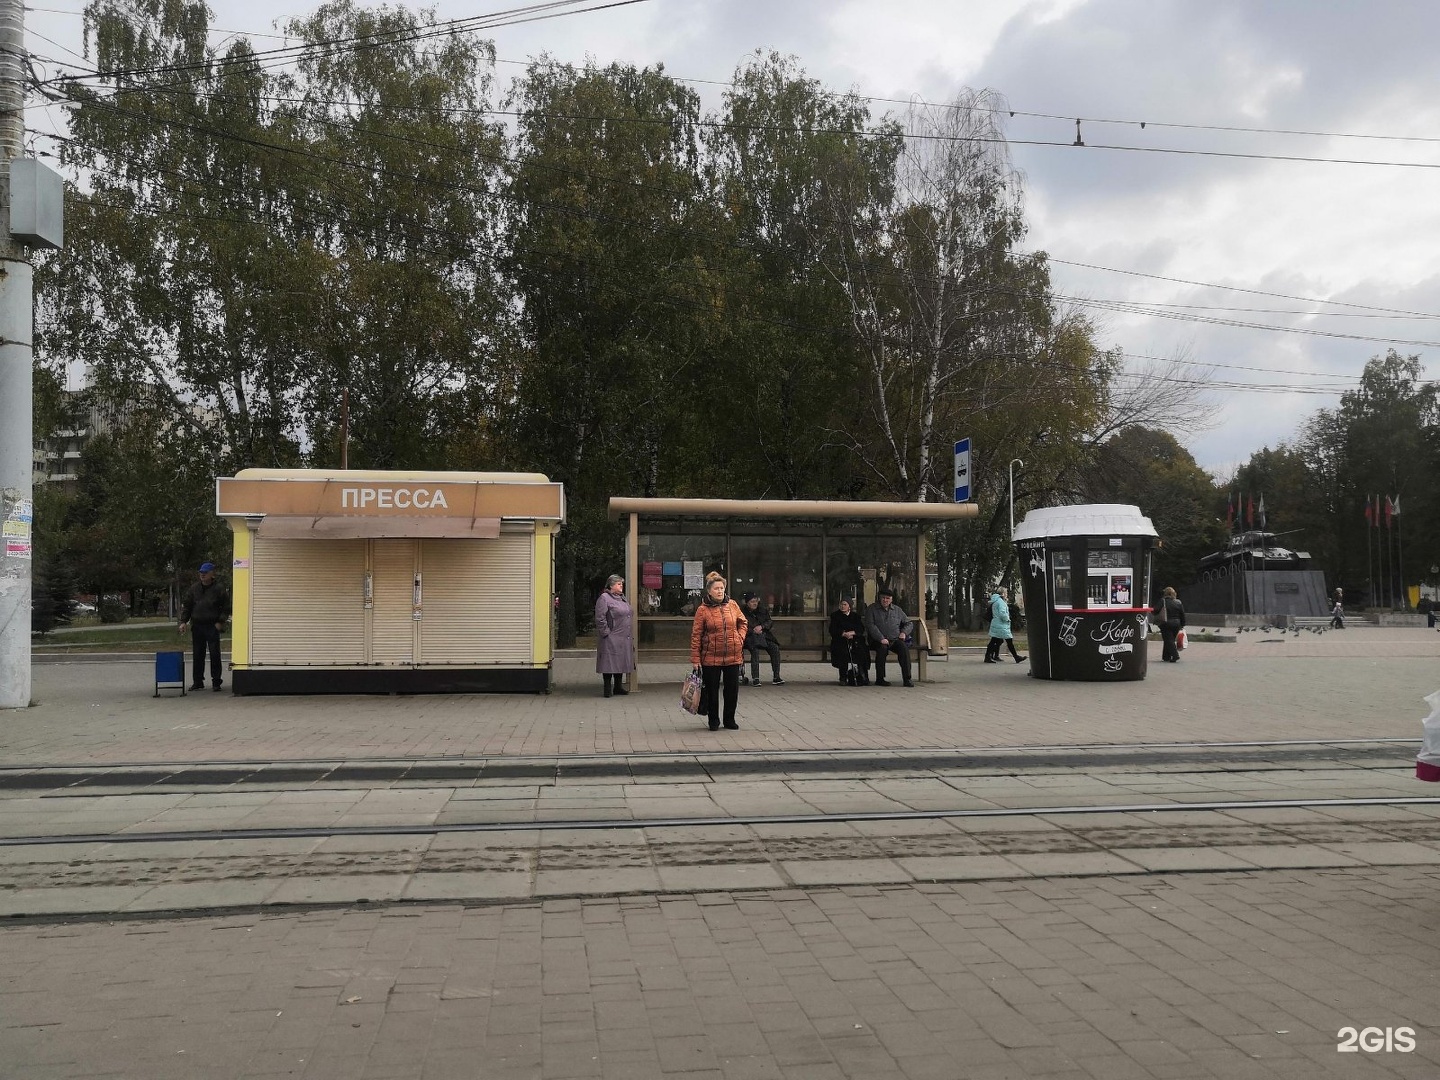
[1417,689,1440,782]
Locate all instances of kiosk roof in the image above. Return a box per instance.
[1014,503,1157,541]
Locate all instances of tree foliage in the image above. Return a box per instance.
[35,8,1209,634]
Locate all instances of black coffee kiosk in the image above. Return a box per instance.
[1013,504,1158,681]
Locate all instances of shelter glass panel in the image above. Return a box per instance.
[825,535,918,616]
[730,535,824,616]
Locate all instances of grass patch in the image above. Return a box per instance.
[33,624,232,652]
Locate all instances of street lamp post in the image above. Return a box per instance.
[1009,459,1024,539]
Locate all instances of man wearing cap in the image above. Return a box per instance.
[864,588,914,687]
[179,562,231,691]
[741,592,785,686]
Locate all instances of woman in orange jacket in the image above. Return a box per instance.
[689,571,748,730]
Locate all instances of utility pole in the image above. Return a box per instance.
[0,0,32,710]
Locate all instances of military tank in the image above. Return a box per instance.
[1198,530,1310,577]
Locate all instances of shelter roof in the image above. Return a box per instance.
[607,497,978,522]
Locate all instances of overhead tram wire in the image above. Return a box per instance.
[29,18,1440,321]
[27,97,1414,385]
[28,150,1343,398]
[37,71,1440,332]
[39,0,656,90]
[32,9,1440,151]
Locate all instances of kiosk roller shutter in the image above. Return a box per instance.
[251,538,366,666]
[369,540,417,665]
[420,534,533,665]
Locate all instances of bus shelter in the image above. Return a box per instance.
[607,498,978,686]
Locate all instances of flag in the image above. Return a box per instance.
[1392,495,1401,517]
[1258,494,1267,529]
[1364,495,1372,527]
[1226,492,1234,530]
[1246,493,1254,528]
[1385,496,1394,528]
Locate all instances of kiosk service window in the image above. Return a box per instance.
[1052,548,1140,609]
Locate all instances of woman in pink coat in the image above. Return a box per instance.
[594,574,636,697]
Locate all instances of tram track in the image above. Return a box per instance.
[0,738,1421,793]
[3,794,1440,848]
[2,737,1436,919]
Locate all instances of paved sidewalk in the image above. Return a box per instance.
[4,868,1439,1079]
[4,631,1437,765]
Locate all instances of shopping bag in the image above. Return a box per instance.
[680,670,703,715]
[1417,689,1440,782]
[1176,628,1187,651]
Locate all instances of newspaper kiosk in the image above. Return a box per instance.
[1013,504,1157,681]
[217,469,565,695]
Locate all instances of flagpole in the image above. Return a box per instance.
[1379,494,1389,609]
[1397,503,1406,611]
[1366,496,1373,611]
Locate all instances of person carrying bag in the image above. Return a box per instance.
[688,571,747,731]
[1153,586,1185,663]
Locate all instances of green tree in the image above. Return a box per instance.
[503,60,724,643]
[1085,425,1226,593]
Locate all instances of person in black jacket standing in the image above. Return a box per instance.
[179,562,231,690]
[1153,586,1185,663]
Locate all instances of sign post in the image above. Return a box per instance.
[953,439,971,503]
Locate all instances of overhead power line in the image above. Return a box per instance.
[41,0,655,87]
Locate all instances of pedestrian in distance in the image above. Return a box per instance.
[1153,586,1186,662]
[864,587,914,687]
[689,571,748,730]
[179,561,230,691]
[829,598,870,685]
[983,586,1027,665]
[740,592,785,686]
[594,574,635,698]
[1330,588,1346,629]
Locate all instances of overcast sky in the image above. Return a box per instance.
[28,0,1440,476]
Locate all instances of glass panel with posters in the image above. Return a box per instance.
[634,533,726,617]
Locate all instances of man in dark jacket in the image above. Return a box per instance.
[865,588,914,687]
[741,593,785,685]
[179,561,231,690]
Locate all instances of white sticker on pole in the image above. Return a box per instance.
[953,439,971,503]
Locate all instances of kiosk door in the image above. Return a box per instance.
[369,539,417,665]
[419,534,533,665]
[250,538,367,666]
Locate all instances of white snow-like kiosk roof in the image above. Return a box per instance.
[1013,504,1158,542]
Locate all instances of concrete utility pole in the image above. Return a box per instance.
[0,0,32,710]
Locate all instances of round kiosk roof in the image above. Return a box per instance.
[1014,503,1157,542]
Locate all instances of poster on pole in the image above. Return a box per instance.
[953,438,972,503]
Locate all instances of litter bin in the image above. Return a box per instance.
[154,650,186,697]
[1013,504,1158,681]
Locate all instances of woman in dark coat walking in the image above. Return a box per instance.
[829,599,870,685]
[1153,586,1185,663]
[594,574,635,696]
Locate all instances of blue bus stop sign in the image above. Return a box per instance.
[953,438,971,502]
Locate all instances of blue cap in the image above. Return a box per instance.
[199,562,215,573]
